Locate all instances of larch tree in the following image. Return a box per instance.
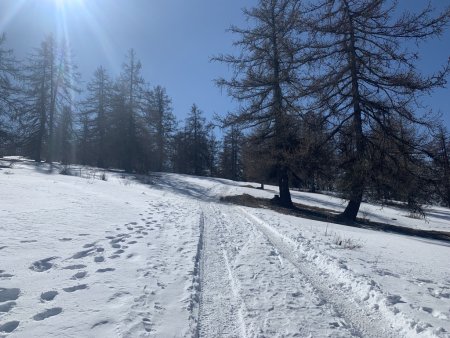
[80,66,112,167]
[56,105,75,165]
[145,85,176,172]
[46,38,78,164]
[0,33,19,153]
[185,104,209,176]
[118,49,146,172]
[21,36,54,162]
[304,0,450,220]
[220,125,244,180]
[431,126,450,207]
[214,0,305,208]
[21,35,78,163]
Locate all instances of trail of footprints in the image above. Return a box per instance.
[0,200,175,335]
[122,202,194,335]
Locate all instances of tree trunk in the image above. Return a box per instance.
[270,7,293,209]
[278,165,293,208]
[339,2,365,221]
[341,190,362,221]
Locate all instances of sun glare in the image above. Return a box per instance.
[53,0,84,8]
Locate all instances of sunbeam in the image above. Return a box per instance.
[0,0,28,33]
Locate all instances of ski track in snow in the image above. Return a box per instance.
[239,208,396,338]
[195,200,449,337]
[198,202,354,337]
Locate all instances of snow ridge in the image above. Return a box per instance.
[189,211,205,338]
[240,207,443,338]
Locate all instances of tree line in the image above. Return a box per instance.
[0,35,226,177]
[1,0,450,221]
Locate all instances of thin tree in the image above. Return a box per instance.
[220,125,244,180]
[46,38,79,163]
[145,85,176,172]
[21,36,53,162]
[304,0,450,220]
[20,35,78,163]
[56,105,74,165]
[185,104,209,176]
[80,66,112,167]
[214,0,305,208]
[118,49,146,172]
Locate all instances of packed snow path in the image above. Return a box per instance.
[1,164,450,337]
[197,202,400,337]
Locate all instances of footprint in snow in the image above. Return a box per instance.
[110,238,123,245]
[71,271,88,280]
[41,291,58,302]
[0,288,20,302]
[20,239,37,243]
[96,268,115,273]
[63,264,86,270]
[154,302,164,311]
[91,320,109,329]
[78,233,90,237]
[94,256,105,263]
[142,318,153,332]
[0,301,16,313]
[30,257,58,272]
[59,238,72,242]
[0,321,20,333]
[0,270,14,278]
[386,294,405,305]
[33,307,63,321]
[83,243,96,248]
[416,278,434,284]
[71,248,96,259]
[63,284,88,293]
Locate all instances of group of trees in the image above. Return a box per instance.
[0,36,226,176]
[1,0,450,221]
[214,0,450,219]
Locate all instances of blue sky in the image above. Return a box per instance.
[0,0,449,128]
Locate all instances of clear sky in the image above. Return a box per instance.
[0,0,449,128]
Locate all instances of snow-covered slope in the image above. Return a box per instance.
[1,162,449,337]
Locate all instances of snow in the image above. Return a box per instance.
[1,161,450,337]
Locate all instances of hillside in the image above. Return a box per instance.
[1,160,450,337]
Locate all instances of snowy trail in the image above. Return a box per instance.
[198,202,355,337]
[239,208,400,338]
[197,203,248,337]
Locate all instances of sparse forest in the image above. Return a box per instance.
[2,1,450,337]
[1,0,449,220]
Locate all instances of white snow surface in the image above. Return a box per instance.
[1,161,450,337]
